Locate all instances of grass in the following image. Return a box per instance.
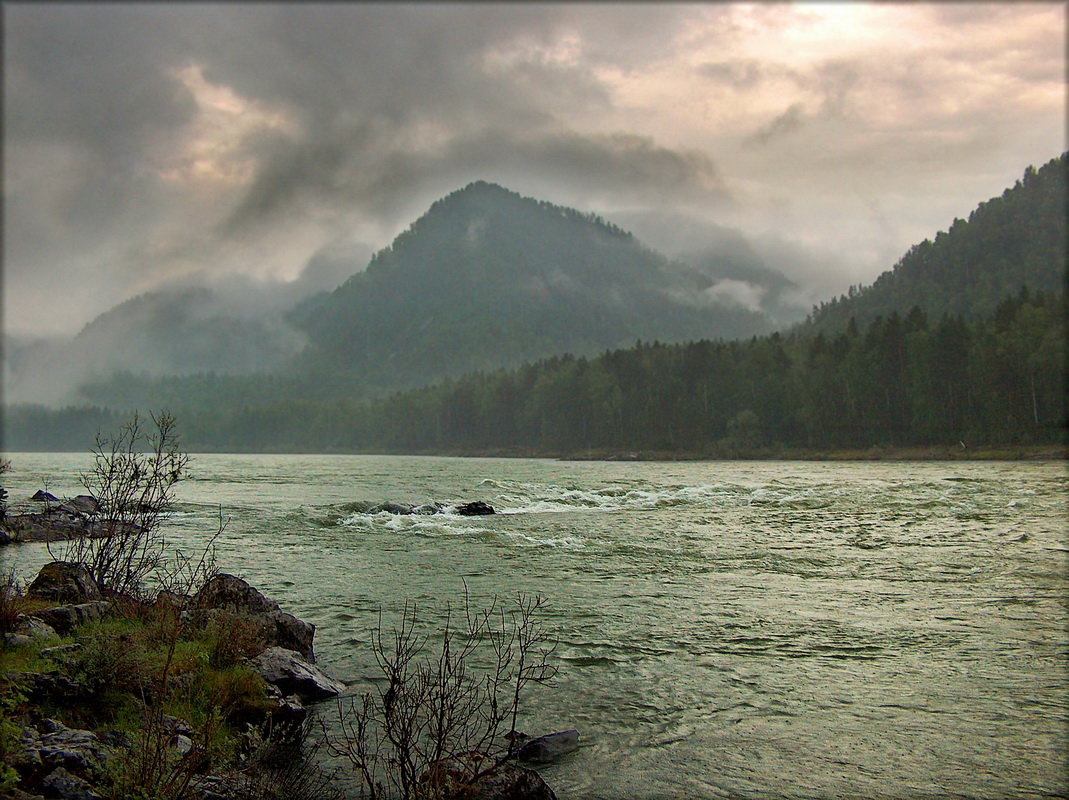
[0,589,292,799]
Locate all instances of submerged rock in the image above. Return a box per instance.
[0,513,138,545]
[55,496,100,517]
[413,502,445,515]
[511,729,580,762]
[372,501,415,515]
[421,752,557,800]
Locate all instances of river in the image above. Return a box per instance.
[1,454,1066,799]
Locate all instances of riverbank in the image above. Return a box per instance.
[0,565,346,800]
[5,443,1064,462]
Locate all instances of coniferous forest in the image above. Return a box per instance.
[6,290,1064,455]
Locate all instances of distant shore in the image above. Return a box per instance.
[6,444,1065,462]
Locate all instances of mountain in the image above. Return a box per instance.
[289,181,781,390]
[806,153,1067,332]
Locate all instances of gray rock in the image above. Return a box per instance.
[193,574,280,614]
[169,733,194,757]
[26,562,102,603]
[262,609,316,663]
[40,643,82,660]
[248,647,345,702]
[421,752,557,800]
[31,490,60,502]
[7,670,83,703]
[190,575,318,662]
[40,766,101,800]
[36,718,113,780]
[153,590,190,611]
[19,616,59,640]
[188,774,255,800]
[33,601,113,635]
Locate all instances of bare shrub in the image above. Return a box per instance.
[329,593,557,800]
[57,411,189,597]
[0,569,24,641]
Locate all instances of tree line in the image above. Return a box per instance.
[5,290,1063,455]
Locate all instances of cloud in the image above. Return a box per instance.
[743,103,807,147]
[3,3,1065,339]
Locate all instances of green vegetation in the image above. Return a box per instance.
[807,153,1067,332]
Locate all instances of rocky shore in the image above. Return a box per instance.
[1,563,564,800]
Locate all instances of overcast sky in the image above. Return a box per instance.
[4,2,1065,337]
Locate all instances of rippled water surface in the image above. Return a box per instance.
[3,454,1066,799]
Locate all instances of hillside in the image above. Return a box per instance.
[805,154,1067,332]
[4,287,305,406]
[289,181,780,390]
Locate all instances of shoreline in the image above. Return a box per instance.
[4,444,1065,462]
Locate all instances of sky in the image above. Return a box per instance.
[4,2,1066,338]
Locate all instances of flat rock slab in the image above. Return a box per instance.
[248,646,345,702]
[1,513,137,544]
[32,602,113,635]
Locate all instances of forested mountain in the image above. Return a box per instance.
[806,154,1067,332]
[4,156,1066,454]
[289,181,780,390]
[14,182,790,409]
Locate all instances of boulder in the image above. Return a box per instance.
[7,671,84,704]
[12,615,58,641]
[421,752,557,800]
[26,562,102,603]
[455,501,496,516]
[190,575,317,662]
[248,647,345,702]
[32,601,113,635]
[30,490,60,502]
[192,574,280,614]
